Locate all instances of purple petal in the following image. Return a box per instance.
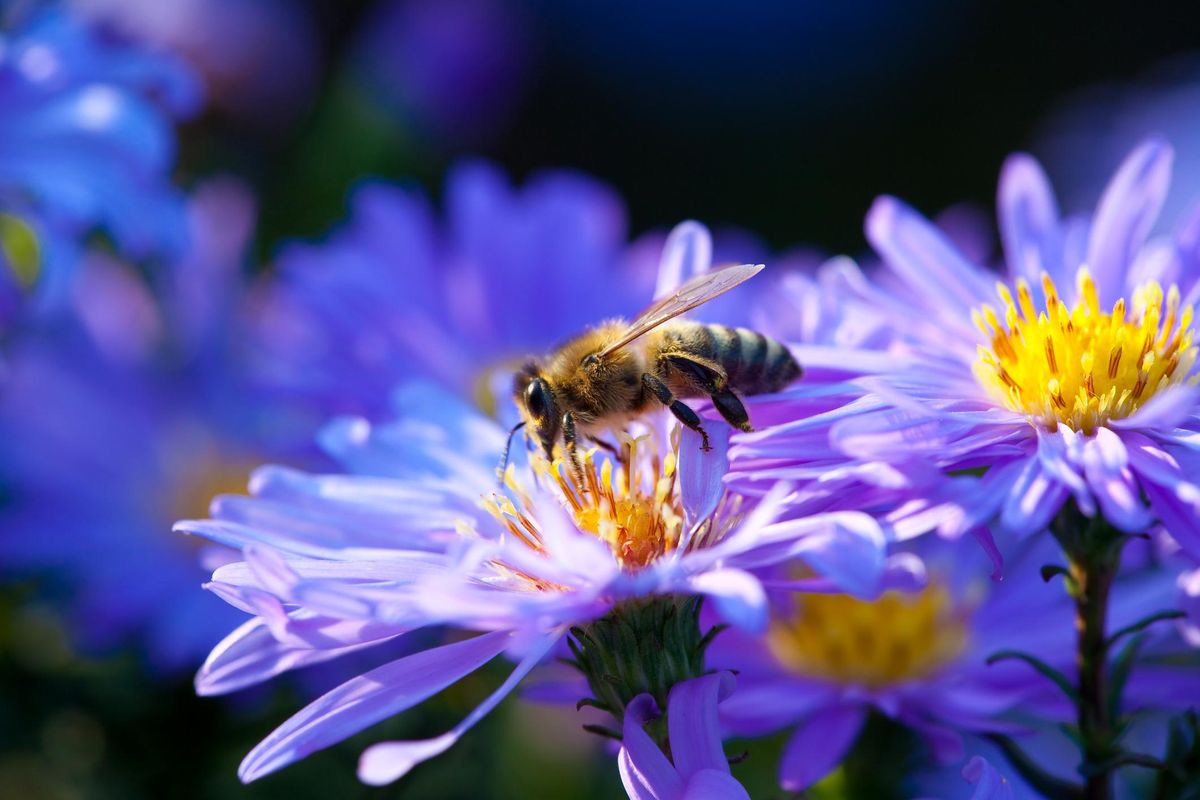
[998,153,1064,286]
[686,568,767,632]
[357,632,559,785]
[1110,385,1200,431]
[779,705,866,791]
[238,631,511,782]
[865,195,992,321]
[667,671,737,778]
[678,424,729,540]
[655,221,713,297]
[618,694,683,800]
[196,616,408,696]
[682,770,751,800]
[963,756,1014,800]
[999,455,1069,537]
[1088,138,1173,306]
[788,516,886,598]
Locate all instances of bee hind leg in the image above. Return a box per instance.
[661,353,753,433]
[641,373,711,451]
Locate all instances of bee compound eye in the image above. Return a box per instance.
[524,381,546,416]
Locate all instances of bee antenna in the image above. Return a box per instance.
[496,421,527,485]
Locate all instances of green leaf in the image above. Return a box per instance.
[987,649,1080,704]
[985,734,1083,800]
[1107,610,1186,649]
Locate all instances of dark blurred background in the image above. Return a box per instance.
[7,0,1200,798]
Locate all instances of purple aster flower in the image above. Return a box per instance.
[0,6,199,325]
[0,179,274,671]
[617,672,750,800]
[706,536,1200,793]
[177,377,902,784]
[737,139,1200,557]
[178,221,899,785]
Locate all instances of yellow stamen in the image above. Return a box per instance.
[483,431,733,571]
[973,268,1198,434]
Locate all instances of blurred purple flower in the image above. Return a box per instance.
[618,672,750,800]
[351,0,534,147]
[0,179,273,671]
[708,536,1200,792]
[69,0,319,127]
[250,162,652,430]
[0,6,199,325]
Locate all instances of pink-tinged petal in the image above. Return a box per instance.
[1142,481,1200,559]
[1088,138,1173,306]
[998,153,1064,286]
[779,705,866,791]
[963,756,1014,800]
[678,424,729,541]
[619,694,684,800]
[356,632,559,785]
[238,631,511,783]
[865,195,993,321]
[682,770,750,800]
[667,671,737,778]
[685,569,767,633]
[655,221,713,297]
[1081,432,1154,532]
[196,616,408,696]
[1110,385,1200,431]
[971,527,1005,581]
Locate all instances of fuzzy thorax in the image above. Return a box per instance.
[973,268,1198,434]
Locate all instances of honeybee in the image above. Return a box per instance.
[503,263,802,479]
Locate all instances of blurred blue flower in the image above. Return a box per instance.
[0,6,199,327]
[0,179,273,671]
[68,0,318,127]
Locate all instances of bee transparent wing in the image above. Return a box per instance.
[597,263,765,357]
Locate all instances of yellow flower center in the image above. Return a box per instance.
[484,432,735,571]
[973,268,1198,434]
[768,585,967,687]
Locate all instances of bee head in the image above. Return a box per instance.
[513,363,560,459]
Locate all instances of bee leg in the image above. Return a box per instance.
[641,373,711,451]
[661,353,753,433]
[561,411,588,489]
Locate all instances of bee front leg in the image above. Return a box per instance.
[561,411,588,490]
[641,373,711,451]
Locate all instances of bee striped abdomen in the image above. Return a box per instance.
[672,319,801,393]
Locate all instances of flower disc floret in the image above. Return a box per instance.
[974,268,1198,434]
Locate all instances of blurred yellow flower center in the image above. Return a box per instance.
[485,433,732,571]
[768,585,967,687]
[973,268,1198,434]
[172,460,253,521]
[0,214,41,288]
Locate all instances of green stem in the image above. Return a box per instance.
[1051,505,1126,800]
